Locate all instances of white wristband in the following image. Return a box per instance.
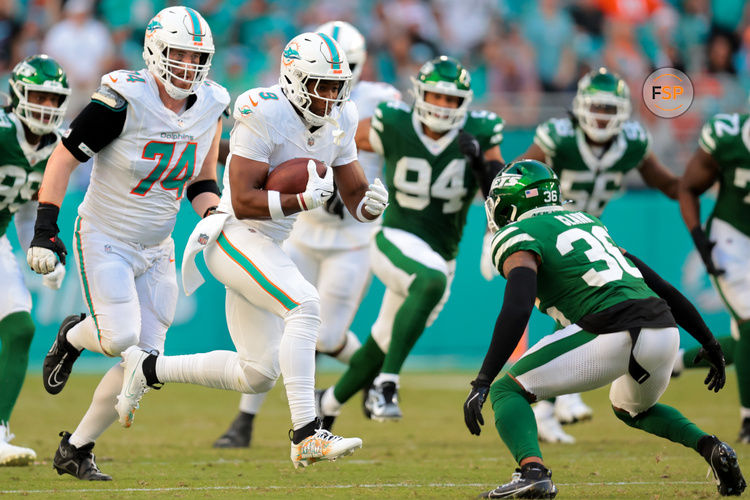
[355,197,368,222]
[267,190,284,220]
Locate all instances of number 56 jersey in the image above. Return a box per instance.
[77,69,230,246]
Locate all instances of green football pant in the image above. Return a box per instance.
[0,312,35,423]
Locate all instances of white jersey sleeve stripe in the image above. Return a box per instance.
[493,233,535,270]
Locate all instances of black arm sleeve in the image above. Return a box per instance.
[61,99,127,163]
[623,251,715,347]
[476,266,537,384]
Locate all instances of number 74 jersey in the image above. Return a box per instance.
[78,69,230,246]
[490,208,657,327]
[369,101,503,261]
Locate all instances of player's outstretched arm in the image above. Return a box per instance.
[638,152,678,199]
[622,250,725,391]
[514,142,546,163]
[464,251,538,435]
[678,148,723,275]
[354,117,374,152]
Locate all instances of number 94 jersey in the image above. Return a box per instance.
[490,208,657,327]
[533,117,650,217]
[369,101,503,261]
[78,69,230,246]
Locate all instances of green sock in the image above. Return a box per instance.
[683,336,736,367]
[333,336,385,404]
[381,268,446,374]
[613,403,708,451]
[0,312,35,422]
[490,375,542,463]
[734,322,750,408]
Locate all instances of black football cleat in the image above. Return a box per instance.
[703,436,746,496]
[213,411,254,448]
[53,431,111,481]
[43,314,85,395]
[480,462,558,498]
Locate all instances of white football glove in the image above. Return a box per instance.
[42,262,66,290]
[297,160,334,211]
[27,246,58,274]
[480,230,500,281]
[363,178,389,217]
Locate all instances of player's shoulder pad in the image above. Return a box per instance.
[699,112,747,154]
[338,99,359,130]
[372,99,410,129]
[91,83,128,111]
[233,87,282,124]
[489,221,539,271]
[200,78,231,109]
[359,80,402,103]
[464,109,504,146]
[621,119,650,148]
[0,108,14,130]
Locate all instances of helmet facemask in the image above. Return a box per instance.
[412,80,472,132]
[573,92,631,143]
[11,81,69,136]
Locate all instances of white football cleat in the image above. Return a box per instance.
[0,424,36,466]
[534,400,575,444]
[554,393,593,424]
[290,428,362,469]
[116,346,153,428]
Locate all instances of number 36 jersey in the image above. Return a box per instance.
[533,117,649,217]
[0,110,58,237]
[78,69,230,246]
[490,208,657,327]
[369,101,503,261]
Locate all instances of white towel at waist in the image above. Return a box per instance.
[181,212,230,295]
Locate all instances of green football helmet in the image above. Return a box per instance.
[411,55,472,132]
[9,54,70,136]
[485,160,562,232]
[572,67,631,143]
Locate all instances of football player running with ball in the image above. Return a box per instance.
[26,7,229,480]
[0,55,69,466]
[514,67,678,442]
[463,160,744,498]
[214,21,401,449]
[116,32,387,468]
[317,56,505,424]
[678,111,750,443]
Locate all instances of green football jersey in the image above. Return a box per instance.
[0,109,59,237]
[533,117,650,217]
[490,208,657,327]
[698,112,750,236]
[370,100,503,260]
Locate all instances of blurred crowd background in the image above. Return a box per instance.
[1,0,749,175]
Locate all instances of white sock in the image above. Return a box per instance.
[239,392,268,414]
[69,363,122,447]
[66,316,104,354]
[373,372,399,387]
[279,302,319,430]
[334,330,361,364]
[321,386,342,416]
[740,407,750,420]
[155,350,268,393]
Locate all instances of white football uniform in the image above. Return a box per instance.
[73,69,229,356]
[172,87,358,429]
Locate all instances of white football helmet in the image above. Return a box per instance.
[316,21,366,86]
[279,32,352,127]
[143,6,214,100]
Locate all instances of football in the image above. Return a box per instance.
[264,158,328,194]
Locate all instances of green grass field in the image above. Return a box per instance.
[2,369,746,499]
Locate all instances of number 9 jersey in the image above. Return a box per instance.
[369,100,503,261]
[75,69,230,246]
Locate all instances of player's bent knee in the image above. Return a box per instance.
[490,374,528,405]
[409,268,447,306]
[239,361,277,393]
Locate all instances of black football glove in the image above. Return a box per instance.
[458,130,482,163]
[693,339,726,392]
[463,377,490,436]
[28,203,67,271]
[323,180,344,219]
[690,227,724,276]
